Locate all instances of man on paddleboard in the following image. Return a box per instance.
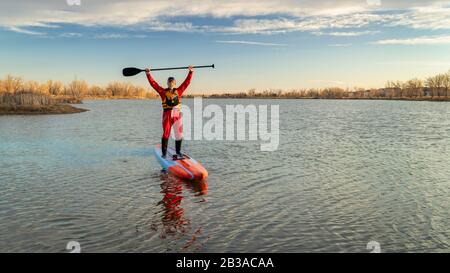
[145,66,194,159]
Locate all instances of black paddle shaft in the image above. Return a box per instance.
[122,64,214,77]
[152,64,214,71]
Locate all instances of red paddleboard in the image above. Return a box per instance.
[154,144,208,181]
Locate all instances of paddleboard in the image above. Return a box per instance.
[153,144,208,181]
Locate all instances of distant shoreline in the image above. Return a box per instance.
[1,70,449,115]
[82,96,450,102]
[187,96,450,102]
[1,96,449,116]
[83,95,450,102]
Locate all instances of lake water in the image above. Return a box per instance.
[0,99,449,253]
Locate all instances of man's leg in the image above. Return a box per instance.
[161,137,168,157]
[175,139,182,155]
[173,109,183,156]
[161,111,172,157]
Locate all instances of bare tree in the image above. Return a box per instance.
[46,80,64,96]
[247,88,256,97]
[22,80,43,93]
[88,85,105,97]
[443,70,450,97]
[133,86,146,97]
[405,78,423,97]
[0,75,23,93]
[106,82,123,97]
[65,80,88,98]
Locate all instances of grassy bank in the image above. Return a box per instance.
[0,104,87,115]
[0,89,87,115]
[0,76,90,115]
[0,75,161,115]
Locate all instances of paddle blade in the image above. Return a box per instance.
[122,67,145,77]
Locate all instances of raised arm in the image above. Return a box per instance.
[145,69,165,96]
[177,67,194,96]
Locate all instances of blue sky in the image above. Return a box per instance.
[0,0,449,93]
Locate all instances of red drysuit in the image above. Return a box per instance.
[146,71,193,140]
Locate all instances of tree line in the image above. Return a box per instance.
[1,70,449,106]
[202,70,450,100]
[0,75,158,101]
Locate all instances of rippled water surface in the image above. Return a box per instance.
[0,99,449,253]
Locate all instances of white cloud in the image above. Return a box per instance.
[390,4,450,30]
[95,33,148,39]
[143,21,199,32]
[7,26,46,36]
[373,35,450,45]
[216,14,389,35]
[314,30,380,36]
[60,32,83,38]
[95,33,129,39]
[215,40,287,46]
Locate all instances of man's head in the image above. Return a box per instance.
[167,77,176,89]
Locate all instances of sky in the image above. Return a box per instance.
[0,0,449,93]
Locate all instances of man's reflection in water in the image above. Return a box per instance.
[155,173,208,251]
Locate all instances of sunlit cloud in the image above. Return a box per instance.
[373,35,450,45]
[389,4,450,30]
[0,0,448,37]
[217,14,389,35]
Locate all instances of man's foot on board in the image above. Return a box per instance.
[172,154,185,160]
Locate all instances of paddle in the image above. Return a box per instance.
[123,64,215,77]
